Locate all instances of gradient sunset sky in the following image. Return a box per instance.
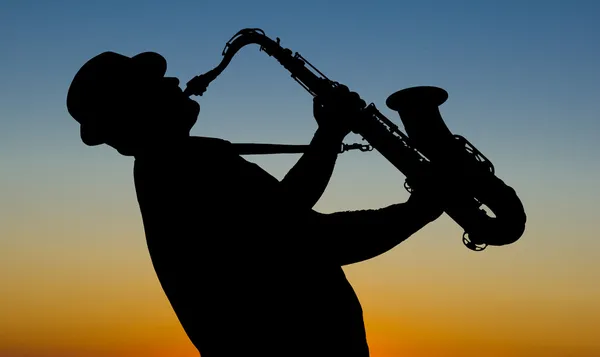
[2,1,600,356]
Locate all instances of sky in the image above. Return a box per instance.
[1,0,600,356]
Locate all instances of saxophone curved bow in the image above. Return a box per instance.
[184,28,527,251]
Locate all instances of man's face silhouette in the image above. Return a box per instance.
[126,73,200,139]
[97,71,201,156]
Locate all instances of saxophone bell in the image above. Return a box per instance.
[386,86,526,249]
[386,86,454,162]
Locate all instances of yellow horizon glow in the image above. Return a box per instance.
[3,221,599,357]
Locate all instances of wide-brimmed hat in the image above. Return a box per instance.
[66,51,167,146]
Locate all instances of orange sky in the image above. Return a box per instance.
[2,215,599,357]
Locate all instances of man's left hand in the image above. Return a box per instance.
[313,84,366,141]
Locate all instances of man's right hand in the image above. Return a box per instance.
[405,165,451,223]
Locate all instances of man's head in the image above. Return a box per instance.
[67,51,200,156]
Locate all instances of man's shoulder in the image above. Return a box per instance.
[185,136,244,167]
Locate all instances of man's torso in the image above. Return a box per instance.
[133,136,369,356]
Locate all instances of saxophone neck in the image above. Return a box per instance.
[184,73,211,97]
[184,28,276,97]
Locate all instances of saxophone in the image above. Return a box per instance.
[184,28,527,251]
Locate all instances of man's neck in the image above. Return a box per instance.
[133,136,191,159]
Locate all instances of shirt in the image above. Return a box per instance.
[133,136,369,357]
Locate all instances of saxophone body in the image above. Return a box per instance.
[184,28,526,251]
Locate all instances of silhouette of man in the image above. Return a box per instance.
[67,51,445,357]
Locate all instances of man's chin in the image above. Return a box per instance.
[184,99,200,129]
[186,98,200,117]
[191,100,200,116]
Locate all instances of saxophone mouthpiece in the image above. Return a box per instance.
[184,74,208,97]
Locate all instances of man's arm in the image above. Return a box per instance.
[279,127,344,210]
[278,86,362,210]
[311,193,445,266]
